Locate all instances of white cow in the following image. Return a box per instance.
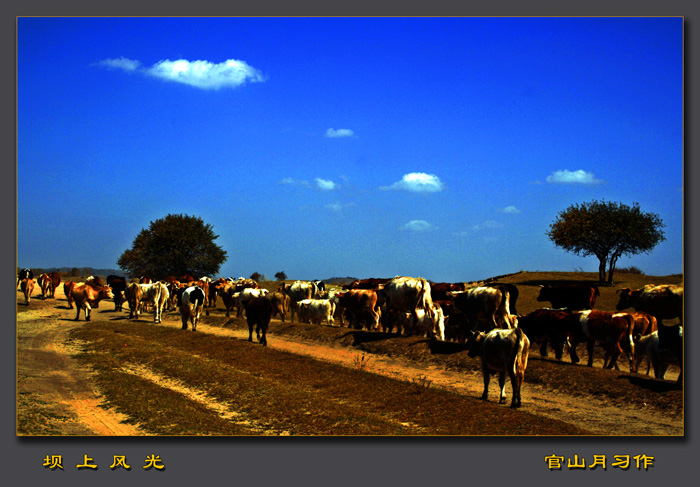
[237,287,269,317]
[179,286,206,331]
[297,298,336,326]
[466,327,530,408]
[634,330,682,380]
[282,281,320,322]
[408,305,446,341]
[139,281,169,323]
[380,276,440,337]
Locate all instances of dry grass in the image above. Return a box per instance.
[70,321,587,436]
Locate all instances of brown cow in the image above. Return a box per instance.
[63,281,76,308]
[215,282,239,317]
[69,283,114,321]
[266,291,290,322]
[47,272,61,298]
[124,282,143,319]
[342,278,390,290]
[37,273,51,299]
[568,310,636,372]
[429,282,466,302]
[20,278,34,305]
[466,327,530,408]
[334,289,381,330]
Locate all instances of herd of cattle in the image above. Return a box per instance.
[16,269,684,408]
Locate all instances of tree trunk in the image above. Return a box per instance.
[607,252,621,285]
[597,255,608,284]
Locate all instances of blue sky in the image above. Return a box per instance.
[17,17,683,282]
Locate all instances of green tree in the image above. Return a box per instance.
[274,271,287,281]
[118,214,227,279]
[546,200,666,284]
[250,272,262,282]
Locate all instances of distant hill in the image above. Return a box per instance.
[29,267,125,277]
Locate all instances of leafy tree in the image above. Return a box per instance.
[70,267,81,277]
[118,214,227,279]
[250,272,262,282]
[546,200,665,284]
[274,271,287,281]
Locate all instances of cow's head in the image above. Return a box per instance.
[536,284,551,302]
[465,330,485,358]
[615,288,634,310]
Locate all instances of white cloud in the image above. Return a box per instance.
[325,128,355,138]
[97,57,266,90]
[281,178,310,187]
[325,201,355,212]
[380,172,444,193]
[96,57,141,71]
[500,205,521,214]
[472,220,503,231]
[401,220,436,232]
[315,178,337,190]
[546,169,603,184]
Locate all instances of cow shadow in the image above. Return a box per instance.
[428,340,469,355]
[342,331,398,346]
[621,374,682,392]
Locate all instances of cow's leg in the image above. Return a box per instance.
[75,305,82,321]
[180,311,188,330]
[569,339,580,364]
[586,340,596,367]
[498,372,507,404]
[260,328,267,346]
[248,323,254,342]
[481,366,490,401]
[539,339,549,357]
[510,373,520,408]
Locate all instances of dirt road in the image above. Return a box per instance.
[16,286,683,436]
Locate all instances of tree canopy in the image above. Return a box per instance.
[117,214,227,279]
[546,200,665,284]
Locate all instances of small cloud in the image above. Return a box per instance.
[281,178,310,187]
[97,57,266,90]
[325,202,355,212]
[500,205,521,214]
[472,220,503,231]
[380,172,444,193]
[96,57,141,71]
[401,220,436,232]
[325,128,355,138]
[546,169,603,184]
[315,178,337,190]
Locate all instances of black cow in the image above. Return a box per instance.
[537,283,599,310]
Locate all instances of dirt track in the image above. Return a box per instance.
[16,286,683,436]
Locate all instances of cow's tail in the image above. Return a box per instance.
[624,314,636,373]
[512,327,530,377]
[498,287,513,328]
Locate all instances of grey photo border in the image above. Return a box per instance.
[5,2,695,486]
